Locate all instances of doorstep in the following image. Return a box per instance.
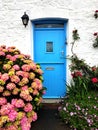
[42,98,61,103]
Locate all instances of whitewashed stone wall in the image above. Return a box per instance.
[0,0,98,82]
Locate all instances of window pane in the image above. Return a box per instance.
[35,23,64,28]
[46,42,53,52]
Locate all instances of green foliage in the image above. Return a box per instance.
[59,55,98,130]
[69,55,98,91]
[59,91,98,130]
[72,29,80,41]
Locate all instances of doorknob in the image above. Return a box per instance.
[60,50,66,59]
[61,50,64,56]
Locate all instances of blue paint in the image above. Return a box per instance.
[33,20,67,98]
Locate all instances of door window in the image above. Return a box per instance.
[46,42,53,52]
[35,23,64,28]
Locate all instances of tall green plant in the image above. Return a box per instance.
[59,29,98,130]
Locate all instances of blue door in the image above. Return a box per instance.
[34,21,66,98]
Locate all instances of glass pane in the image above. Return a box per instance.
[46,42,53,52]
[35,23,64,28]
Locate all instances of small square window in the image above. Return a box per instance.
[46,42,53,52]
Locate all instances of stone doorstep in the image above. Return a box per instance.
[41,99,62,109]
[42,98,61,103]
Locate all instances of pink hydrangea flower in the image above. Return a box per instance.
[36,68,43,75]
[21,116,31,130]
[29,72,35,79]
[29,63,36,70]
[0,51,5,56]
[34,78,40,84]
[23,72,29,78]
[32,79,42,90]
[0,86,4,93]
[6,125,18,130]
[11,99,17,106]
[32,112,37,121]
[10,75,20,83]
[1,73,9,82]
[0,97,7,105]
[3,64,11,70]
[8,109,18,122]
[10,56,16,61]
[6,83,16,90]
[22,64,31,72]
[11,99,25,108]
[14,54,19,58]
[33,89,39,96]
[16,71,24,77]
[31,82,38,89]
[0,103,14,115]
[2,90,11,96]
[19,77,29,86]
[20,91,32,101]
[24,103,33,112]
[6,54,12,59]
[13,64,20,70]
[12,88,20,95]
[21,85,28,90]
[26,95,33,101]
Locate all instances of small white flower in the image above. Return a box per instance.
[94,106,97,109]
[70,112,74,116]
[63,107,66,111]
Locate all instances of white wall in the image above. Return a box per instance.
[0,0,98,82]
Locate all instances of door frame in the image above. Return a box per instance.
[32,18,68,98]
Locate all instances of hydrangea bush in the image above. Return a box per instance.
[0,45,45,130]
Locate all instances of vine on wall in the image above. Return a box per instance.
[93,10,98,47]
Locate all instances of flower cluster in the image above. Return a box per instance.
[0,45,45,130]
[93,32,98,47]
[91,77,98,83]
[59,92,98,129]
[94,10,98,19]
[71,71,82,78]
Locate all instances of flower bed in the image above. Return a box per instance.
[0,45,45,130]
[59,91,98,130]
[59,56,98,130]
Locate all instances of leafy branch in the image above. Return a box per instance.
[71,29,80,55]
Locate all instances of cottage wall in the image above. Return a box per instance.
[0,0,98,82]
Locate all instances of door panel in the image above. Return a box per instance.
[34,27,66,98]
[41,63,65,98]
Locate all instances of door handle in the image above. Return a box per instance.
[61,50,64,56]
[60,50,66,59]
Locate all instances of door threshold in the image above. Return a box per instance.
[42,98,61,103]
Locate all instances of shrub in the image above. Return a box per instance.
[0,45,46,130]
[59,55,98,130]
